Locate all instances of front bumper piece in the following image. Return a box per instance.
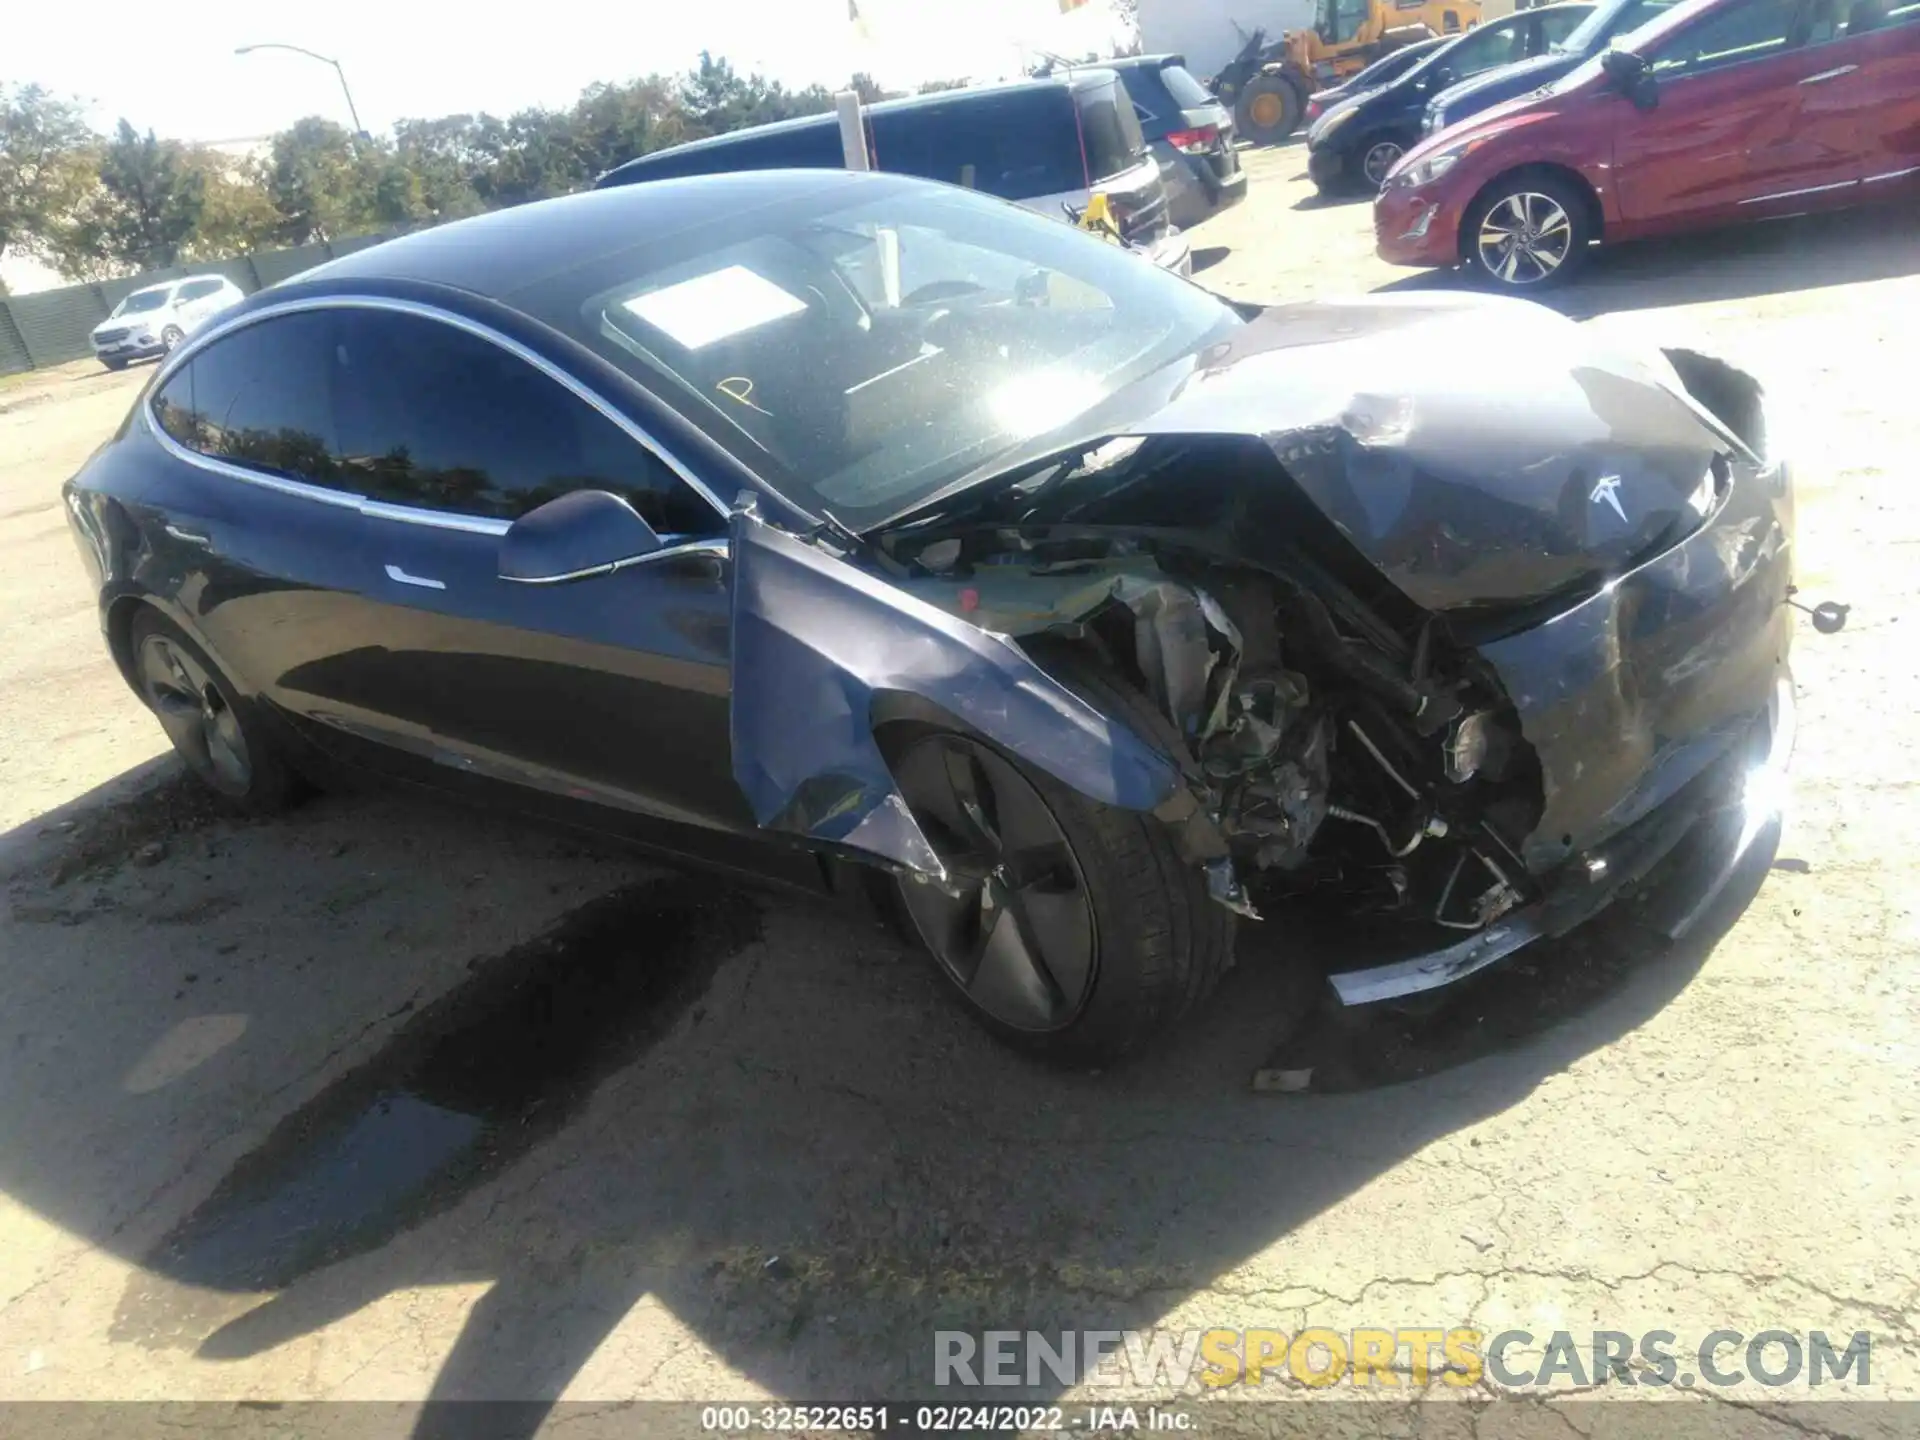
[1326,672,1795,1006]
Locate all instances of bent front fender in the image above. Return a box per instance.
[727,508,1185,876]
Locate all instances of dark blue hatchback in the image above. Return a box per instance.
[1423,0,1687,135]
[1305,1,1593,193]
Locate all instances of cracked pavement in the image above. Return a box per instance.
[1,147,1916,1429]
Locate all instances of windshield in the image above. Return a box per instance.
[533,184,1239,528]
[112,287,172,317]
[1558,0,1681,52]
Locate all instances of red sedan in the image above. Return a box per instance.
[1375,0,1920,289]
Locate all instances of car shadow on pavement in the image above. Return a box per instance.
[1373,196,1920,316]
[0,761,1774,1425]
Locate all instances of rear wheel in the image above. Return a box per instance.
[1462,172,1594,290]
[891,649,1235,1065]
[131,610,302,812]
[1236,75,1303,145]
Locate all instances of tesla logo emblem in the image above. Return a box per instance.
[1591,474,1628,523]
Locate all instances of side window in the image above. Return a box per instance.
[1076,81,1146,182]
[1846,0,1920,31]
[1809,0,1920,39]
[1602,0,1683,41]
[150,312,341,485]
[1647,0,1799,72]
[1539,7,1590,47]
[176,278,225,302]
[330,309,718,535]
[1451,20,1531,75]
[876,100,1083,198]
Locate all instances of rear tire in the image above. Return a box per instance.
[890,644,1235,1066]
[1461,170,1594,291]
[1235,76,1304,145]
[130,610,304,814]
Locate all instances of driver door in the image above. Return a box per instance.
[1613,0,1871,227]
[316,304,755,840]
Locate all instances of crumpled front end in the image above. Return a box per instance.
[727,296,1798,1010]
[727,504,1195,877]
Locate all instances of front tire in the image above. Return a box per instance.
[160,325,185,352]
[1236,75,1303,145]
[1356,134,1412,192]
[130,610,303,813]
[890,649,1234,1066]
[101,357,128,371]
[1462,171,1594,290]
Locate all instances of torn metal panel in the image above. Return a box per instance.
[727,507,1187,875]
[1475,451,1793,872]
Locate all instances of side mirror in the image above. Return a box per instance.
[499,489,662,585]
[1602,45,1658,109]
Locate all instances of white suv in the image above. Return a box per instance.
[89,275,246,370]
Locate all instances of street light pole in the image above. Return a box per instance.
[234,42,366,136]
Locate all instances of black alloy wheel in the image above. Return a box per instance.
[130,611,302,811]
[894,734,1097,1034]
[1360,138,1407,190]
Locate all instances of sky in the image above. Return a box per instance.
[9,0,1130,145]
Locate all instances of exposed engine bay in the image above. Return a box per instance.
[876,525,1544,940]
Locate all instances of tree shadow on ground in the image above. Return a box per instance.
[0,752,1778,1427]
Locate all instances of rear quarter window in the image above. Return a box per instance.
[1156,63,1216,108]
[1075,79,1147,182]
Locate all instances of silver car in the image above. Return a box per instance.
[89,275,246,370]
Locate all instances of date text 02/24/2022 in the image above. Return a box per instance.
[699,1404,1196,1432]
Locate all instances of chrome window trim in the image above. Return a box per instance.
[144,292,732,535]
[500,537,731,586]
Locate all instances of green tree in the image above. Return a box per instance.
[0,84,98,264]
[264,116,367,242]
[94,120,207,269]
[391,115,490,222]
[182,152,286,259]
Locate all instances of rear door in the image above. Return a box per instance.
[144,311,382,736]
[1850,0,1920,186]
[1612,0,1847,226]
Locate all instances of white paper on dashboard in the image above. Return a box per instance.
[621,266,808,350]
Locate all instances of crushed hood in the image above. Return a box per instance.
[883,293,1741,616]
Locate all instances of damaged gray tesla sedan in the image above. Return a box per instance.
[66,169,1795,1063]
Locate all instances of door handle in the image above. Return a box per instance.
[384,563,447,591]
[1799,64,1859,84]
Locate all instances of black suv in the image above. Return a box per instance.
[598,73,1186,268]
[1091,55,1246,227]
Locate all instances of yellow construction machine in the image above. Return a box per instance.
[1210,0,1482,144]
